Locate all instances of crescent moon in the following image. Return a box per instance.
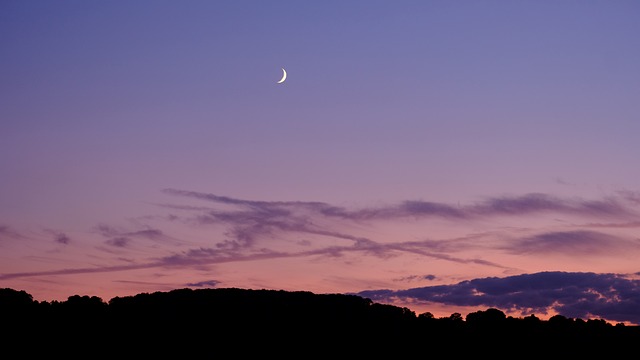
[277,68,287,84]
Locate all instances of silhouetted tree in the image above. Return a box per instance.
[448,312,464,322]
[418,311,434,319]
[1,287,639,356]
[0,288,34,308]
[465,307,506,325]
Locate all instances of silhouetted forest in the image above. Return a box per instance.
[1,287,638,356]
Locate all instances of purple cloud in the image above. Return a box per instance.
[106,237,130,247]
[398,201,465,218]
[619,190,640,205]
[95,224,167,240]
[394,274,437,283]
[155,235,509,272]
[0,233,509,282]
[54,233,70,245]
[94,224,172,250]
[0,225,23,240]
[156,189,639,261]
[504,230,638,255]
[582,221,640,228]
[357,271,640,324]
[129,229,166,241]
[163,189,636,222]
[185,280,220,288]
[151,189,640,271]
[470,193,632,218]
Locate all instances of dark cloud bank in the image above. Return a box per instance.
[358,271,640,325]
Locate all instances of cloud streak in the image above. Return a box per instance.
[95,224,169,241]
[0,225,24,240]
[156,189,640,264]
[163,189,636,221]
[54,233,70,245]
[0,236,509,281]
[504,230,640,255]
[3,190,638,280]
[185,280,220,287]
[93,224,176,250]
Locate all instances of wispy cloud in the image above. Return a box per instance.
[504,230,639,255]
[0,236,510,281]
[357,271,640,324]
[54,233,71,245]
[582,221,640,229]
[94,224,174,249]
[185,280,220,287]
[618,190,640,205]
[163,189,636,221]
[155,238,510,270]
[95,224,168,241]
[89,189,627,273]
[157,189,639,264]
[106,237,130,248]
[42,229,71,245]
[393,274,437,283]
[469,193,632,218]
[0,263,158,280]
[0,225,24,240]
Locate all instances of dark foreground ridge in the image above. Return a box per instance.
[1,287,638,355]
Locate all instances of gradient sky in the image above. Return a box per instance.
[2,0,640,325]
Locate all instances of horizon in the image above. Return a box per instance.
[2,1,640,326]
[3,284,638,327]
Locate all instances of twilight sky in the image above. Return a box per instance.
[2,1,640,324]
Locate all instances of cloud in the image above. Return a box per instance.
[150,189,640,271]
[504,230,638,255]
[357,271,640,324]
[581,221,640,228]
[54,233,70,245]
[470,193,632,218]
[163,189,636,222]
[0,234,511,282]
[156,189,639,261]
[161,188,469,220]
[0,262,158,280]
[162,188,339,215]
[106,237,130,248]
[618,190,640,205]
[128,229,165,240]
[397,201,465,218]
[41,229,71,246]
[394,274,437,283]
[94,224,172,249]
[554,177,576,186]
[186,280,220,287]
[0,225,24,240]
[155,238,509,270]
[95,224,167,240]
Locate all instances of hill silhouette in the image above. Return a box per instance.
[1,287,638,356]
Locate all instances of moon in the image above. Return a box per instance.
[277,68,287,84]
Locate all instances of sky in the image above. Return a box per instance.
[2,0,640,325]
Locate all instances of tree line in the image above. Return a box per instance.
[1,287,637,356]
